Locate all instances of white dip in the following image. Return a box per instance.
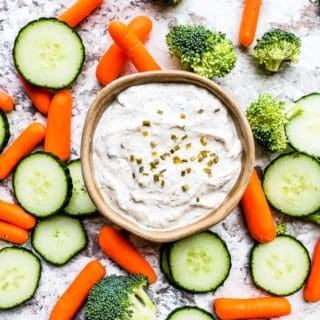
[92,83,242,230]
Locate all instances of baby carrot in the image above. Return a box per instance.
[240,168,277,243]
[108,20,161,72]
[96,16,153,85]
[213,297,291,320]
[98,225,157,284]
[0,199,36,229]
[49,259,106,320]
[58,0,103,28]
[44,90,72,162]
[0,90,15,112]
[0,220,29,244]
[238,0,262,47]
[304,239,320,302]
[0,122,46,180]
[20,77,52,115]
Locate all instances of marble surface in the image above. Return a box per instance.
[0,0,320,319]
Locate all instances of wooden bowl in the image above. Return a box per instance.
[81,70,255,243]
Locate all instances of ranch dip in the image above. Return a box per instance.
[92,83,242,230]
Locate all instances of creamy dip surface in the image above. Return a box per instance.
[92,83,242,230]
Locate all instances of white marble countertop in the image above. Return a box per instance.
[0,0,319,319]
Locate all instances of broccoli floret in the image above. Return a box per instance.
[85,274,156,320]
[246,93,303,153]
[252,29,301,72]
[166,25,236,78]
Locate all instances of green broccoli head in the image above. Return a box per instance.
[252,29,301,72]
[166,25,236,78]
[246,93,303,153]
[85,274,156,320]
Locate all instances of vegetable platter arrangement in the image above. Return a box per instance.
[0,0,319,319]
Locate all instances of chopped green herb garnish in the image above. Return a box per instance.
[139,166,144,173]
[182,184,189,192]
[196,197,200,202]
[153,174,160,182]
[173,145,180,151]
[132,173,136,179]
[200,136,207,146]
[142,120,151,126]
[203,168,212,177]
[136,158,143,165]
[157,110,163,115]
[161,180,165,188]
[160,152,171,160]
[181,134,188,140]
[197,109,204,114]
[142,131,148,137]
[130,154,135,162]
[185,142,192,149]
[173,156,182,164]
[181,170,186,176]
[171,134,177,140]
[150,141,157,148]
[151,151,157,157]
[180,113,186,119]
[210,153,219,163]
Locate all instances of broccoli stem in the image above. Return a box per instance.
[305,212,320,225]
[266,59,283,72]
[284,102,304,121]
[130,287,157,320]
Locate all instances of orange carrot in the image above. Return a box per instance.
[49,259,106,320]
[58,0,103,28]
[213,297,291,320]
[96,16,153,85]
[0,90,15,112]
[0,122,46,180]
[108,20,161,72]
[304,239,320,302]
[0,220,29,244]
[238,0,262,47]
[0,199,36,229]
[44,90,72,162]
[20,77,52,115]
[98,225,157,284]
[240,168,277,243]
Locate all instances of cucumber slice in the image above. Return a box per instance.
[168,231,231,293]
[13,151,72,217]
[31,215,87,265]
[286,93,320,157]
[0,246,41,310]
[167,306,214,320]
[0,109,10,153]
[64,159,96,216]
[250,235,310,296]
[160,244,175,285]
[13,18,85,89]
[262,152,320,217]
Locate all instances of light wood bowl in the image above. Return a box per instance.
[81,70,255,243]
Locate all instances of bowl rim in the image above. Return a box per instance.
[81,70,255,242]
